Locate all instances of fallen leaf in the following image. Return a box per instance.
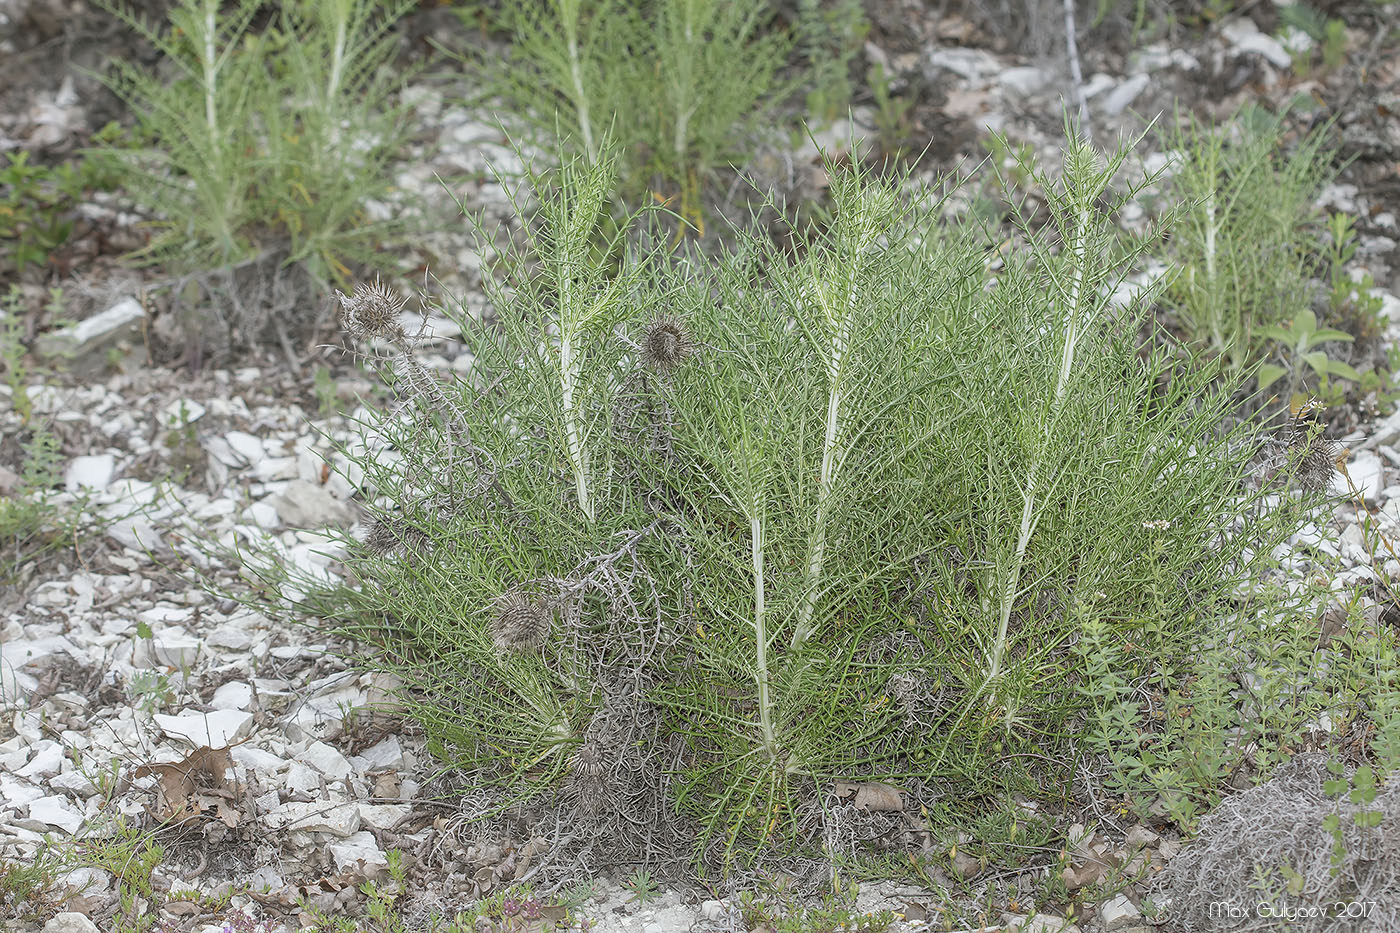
[131,745,241,825]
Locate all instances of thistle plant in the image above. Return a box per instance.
[282,127,1317,877]
[94,0,415,283]
[476,0,854,214]
[1159,109,1334,371]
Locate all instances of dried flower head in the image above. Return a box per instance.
[641,314,693,374]
[490,591,551,652]
[570,739,606,779]
[363,515,430,560]
[1287,401,1341,495]
[336,278,408,344]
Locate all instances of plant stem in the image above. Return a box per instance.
[558,331,593,522]
[792,283,855,652]
[751,513,778,758]
[1203,190,1221,354]
[201,0,218,142]
[326,0,348,107]
[987,198,1092,687]
[558,0,597,164]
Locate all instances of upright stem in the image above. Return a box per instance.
[559,332,593,522]
[326,0,349,106]
[557,0,597,165]
[751,514,778,758]
[987,199,1092,687]
[201,0,219,142]
[1203,190,1221,352]
[792,282,855,652]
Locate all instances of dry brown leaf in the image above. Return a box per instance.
[131,745,240,824]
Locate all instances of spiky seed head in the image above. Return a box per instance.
[491,592,550,652]
[641,315,693,374]
[336,278,408,344]
[363,516,430,560]
[364,516,398,557]
[570,740,606,779]
[1287,403,1341,495]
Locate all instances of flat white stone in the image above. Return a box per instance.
[153,710,254,748]
[210,682,254,711]
[225,431,265,466]
[230,746,287,774]
[25,795,84,834]
[1340,450,1384,505]
[244,502,281,529]
[1098,894,1141,929]
[139,606,192,625]
[357,735,404,770]
[206,624,255,651]
[328,830,388,873]
[267,800,360,836]
[43,911,100,933]
[49,770,98,797]
[288,761,324,796]
[106,518,165,554]
[268,480,354,529]
[162,399,206,425]
[64,455,116,493]
[149,632,202,669]
[358,803,410,832]
[0,775,45,810]
[35,298,144,363]
[299,741,353,781]
[1101,73,1150,117]
[17,743,64,778]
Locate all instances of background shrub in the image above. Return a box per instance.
[94,0,415,284]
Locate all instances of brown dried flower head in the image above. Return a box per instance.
[570,740,606,780]
[641,314,694,374]
[336,278,408,344]
[364,515,430,560]
[490,591,551,653]
[1287,400,1341,495]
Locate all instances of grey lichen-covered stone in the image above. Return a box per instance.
[35,298,146,374]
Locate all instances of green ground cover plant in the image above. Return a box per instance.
[93,0,415,284]
[252,125,1348,881]
[0,147,119,281]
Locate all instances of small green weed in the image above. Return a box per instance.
[624,867,660,904]
[0,844,65,923]
[740,889,895,933]
[1256,309,1360,406]
[0,148,118,280]
[78,819,164,900]
[1160,107,1335,372]
[473,0,864,220]
[1,285,30,421]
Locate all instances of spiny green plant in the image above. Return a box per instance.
[269,127,1315,878]
[94,0,415,283]
[1158,107,1335,372]
[473,0,862,219]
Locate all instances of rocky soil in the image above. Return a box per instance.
[4,0,1400,931]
